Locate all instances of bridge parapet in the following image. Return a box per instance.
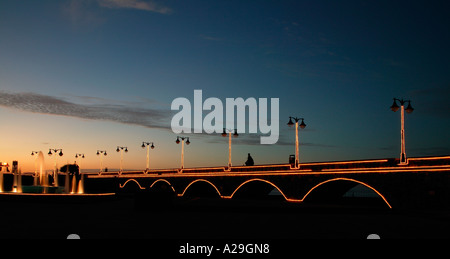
[407,156,450,167]
[85,156,450,178]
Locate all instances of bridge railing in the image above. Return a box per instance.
[85,156,450,178]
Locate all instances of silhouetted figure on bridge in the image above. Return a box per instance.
[245,153,254,166]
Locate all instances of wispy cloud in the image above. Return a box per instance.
[62,0,171,26]
[97,0,172,14]
[0,91,171,130]
[63,0,106,27]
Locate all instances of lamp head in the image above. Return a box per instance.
[287,117,294,127]
[233,129,239,137]
[141,143,146,148]
[185,138,190,145]
[151,143,155,149]
[405,102,414,114]
[221,128,227,137]
[59,151,63,157]
[299,119,306,129]
[176,137,180,144]
[390,99,400,112]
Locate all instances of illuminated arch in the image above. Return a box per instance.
[119,179,145,190]
[150,179,176,192]
[227,179,289,201]
[179,179,222,197]
[301,178,392,209]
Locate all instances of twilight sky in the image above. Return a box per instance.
[0,0,449,172]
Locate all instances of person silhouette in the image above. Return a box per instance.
[245,153,254,166]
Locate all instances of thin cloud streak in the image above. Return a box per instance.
[97,0,172,14]
[62,0,171,26]
[63,0,106,27]
[0,91,171,130]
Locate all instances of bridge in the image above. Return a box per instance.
[83,156,450,209]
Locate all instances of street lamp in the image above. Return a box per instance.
[287,117,306,169]
[390,98,414,165]
[176,136,190,170]
[48,149,63,157]
[96,150,107,175]
[48,148,63,186]
[74,153,85,174]
[75,153,85,173]
[116,146,128,174]
[141,142,155,173]
[222,128,238,168]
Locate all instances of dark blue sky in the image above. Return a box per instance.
[0,0,449,171]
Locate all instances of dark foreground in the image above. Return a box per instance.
[0,195,449,239]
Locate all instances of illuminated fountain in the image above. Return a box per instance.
[0,152,114,202]
[35,151,47,186]
[0,152,84,195]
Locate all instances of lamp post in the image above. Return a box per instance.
[73,153,85,194]
[390,98,414,165]
[141,142,155,173]
[48,148,63,186]
[96,150,107,175]
[31,151,40,173]
[31,151,40,186]
[75,153,85,173]
[287,117,306,169]
[222,128,238,168]
[175,136,190,170]
[116,146,128,174]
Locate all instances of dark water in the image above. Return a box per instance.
[0,195,449,239]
